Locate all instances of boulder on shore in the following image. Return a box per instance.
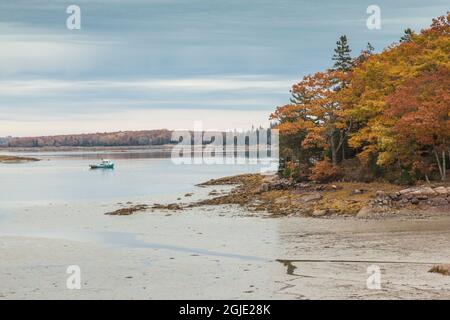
[429,264,450,276]
[295,193,322,203]
[357,205,373,218]
[434,186,449,195]
[312,209,328,217]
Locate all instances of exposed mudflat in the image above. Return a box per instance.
[0,189,449,299]
[0,155,40,163]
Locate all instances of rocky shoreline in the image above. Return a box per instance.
[358,185,450,218]
[106,173,450,218]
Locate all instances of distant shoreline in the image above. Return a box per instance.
[0,145,175,153]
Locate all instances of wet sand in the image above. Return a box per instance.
[0,189,449,299]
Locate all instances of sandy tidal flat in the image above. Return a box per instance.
[0,193,449,300]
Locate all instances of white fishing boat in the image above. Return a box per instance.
[89,159,115,169]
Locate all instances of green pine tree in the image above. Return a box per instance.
[400,28,415,43]
[366,42,375,54]
[355,42,375,64]
[332,35,353,71]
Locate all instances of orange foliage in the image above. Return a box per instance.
[271,70,352,165]
[310,158,339,182]
[273,12,450,182]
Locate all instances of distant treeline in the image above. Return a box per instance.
[0,128,273,148]
[2,130,173,148]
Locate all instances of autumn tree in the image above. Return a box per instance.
[273,12,449,183]
[385,68,450,181]
[346,13,450,182]
[271,70,352,166]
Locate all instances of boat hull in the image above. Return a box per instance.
[90,164,114,169]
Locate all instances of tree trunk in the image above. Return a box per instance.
[433,148,444,181]
[330,137,337,166]
[342,142,345,161]
[443,150,447,181]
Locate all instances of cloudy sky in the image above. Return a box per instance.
[0,0,448,136]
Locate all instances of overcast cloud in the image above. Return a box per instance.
[0,0,448,136]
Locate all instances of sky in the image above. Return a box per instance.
[0,0,448,136]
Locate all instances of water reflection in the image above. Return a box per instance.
[277,259,299,276]
[96,231,268,262]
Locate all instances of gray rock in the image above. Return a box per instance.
[297,182,311,188]
[274,196,289,204]
[429,264,450,276]
[431,197,449,206]
[259,183,270,193]
[399,187,419,195]
[296,193,322,203]
[411,187,436,196]
[357,206,373,218]
[434,186,448,195]
[312,209,328,217]
[389,194,400,201]
[411,198,420,205]
[262,174,278,183]
[400,186,436,197]
[376,190,386,197]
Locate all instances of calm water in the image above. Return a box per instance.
[0,151,263,204]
